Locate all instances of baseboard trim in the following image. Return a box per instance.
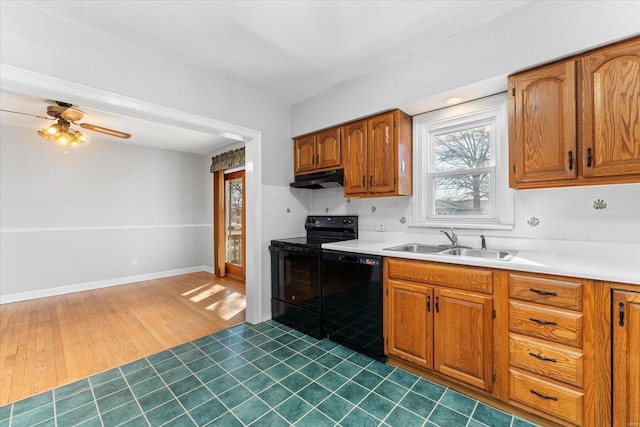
[0,266,216,304]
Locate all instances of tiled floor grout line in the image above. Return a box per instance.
[115,365,151,427]
[466,400,480,427]
[149,348,211,427]
[378,372,420,427]
[86,376,106,427]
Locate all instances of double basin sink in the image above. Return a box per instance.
[383,243,518,261]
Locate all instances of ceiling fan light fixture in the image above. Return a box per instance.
[37,119,88,147]
[37,129,51,140]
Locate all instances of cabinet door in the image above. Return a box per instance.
[581,37,640,178]
[433,288,494,391]
[509,60,577,185]
[368,112,396,194]
[343,120,368,196]
[612,290,640,427]
[316,127,342,170]
[294,135,316,175]
[386,279,433,369]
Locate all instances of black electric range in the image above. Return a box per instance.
[270,215,358,338]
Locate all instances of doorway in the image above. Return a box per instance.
[214,167,246,281]
[224,170,245,279]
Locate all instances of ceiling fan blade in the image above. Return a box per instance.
[80,123,131,139]
[0,108,54,120]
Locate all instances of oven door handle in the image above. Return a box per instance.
[272,245,319,256]
[338,254,360,263]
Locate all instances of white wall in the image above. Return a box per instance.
[291,1,640,135]
[0,2,292,319]
[0,125,211,299]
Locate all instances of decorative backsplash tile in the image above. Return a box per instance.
[306,183,640,243]
[593,198,607,210]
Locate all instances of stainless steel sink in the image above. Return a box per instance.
[440,248,518,261]
[383,243,447,254]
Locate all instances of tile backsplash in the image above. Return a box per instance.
[307,183,640,243]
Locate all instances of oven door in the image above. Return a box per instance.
[270,244,322,338]
[271,244,321,312]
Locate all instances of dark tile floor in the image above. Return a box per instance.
[0,321,539,426]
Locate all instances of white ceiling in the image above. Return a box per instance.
[2,0,533,154]
[0,90,241,155]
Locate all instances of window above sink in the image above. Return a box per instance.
[411,94,514,230]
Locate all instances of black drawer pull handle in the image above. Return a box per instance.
[619,302,625,327]
[529,317,557,326]
[586,148,592,167]
[529,352,557,363]
[530,389,558,401]
[435,296,439,313]
[427,295,431,313]
[529,288,558,297]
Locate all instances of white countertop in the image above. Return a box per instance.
[322,233,640,286]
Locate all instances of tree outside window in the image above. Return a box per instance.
[433,125,492,216]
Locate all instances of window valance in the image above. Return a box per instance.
[210,147,245,173]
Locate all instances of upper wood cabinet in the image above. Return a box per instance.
[508,60,577,185]
[508,36,640,189]
[293,126,341,175]
[612,289,640,427]
[294,109,412,197]
[344,110,412,197]
[343,119,368,196]
[581,37,640,178]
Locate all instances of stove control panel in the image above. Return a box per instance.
[306,215,358,231]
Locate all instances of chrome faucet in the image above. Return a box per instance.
[441,228,458,246]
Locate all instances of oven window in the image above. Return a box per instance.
[281,252,320,311]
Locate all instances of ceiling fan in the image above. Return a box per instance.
[1,101,131,147]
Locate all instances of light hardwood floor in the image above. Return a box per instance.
[0,272,246,406]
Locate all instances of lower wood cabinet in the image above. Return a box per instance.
[509,368,584,426]
[385,259,494,392]
[612,289,640,427]
[386,278,432,368]
[434,288,493,391]
[384,258,631,427]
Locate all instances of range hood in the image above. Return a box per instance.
[290,169,344,189]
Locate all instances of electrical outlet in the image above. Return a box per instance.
[376,221,385,232]
[131,258,138,266]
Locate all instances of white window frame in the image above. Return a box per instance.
[411,93,514,230]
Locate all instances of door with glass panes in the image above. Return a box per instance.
[224,170,245,279]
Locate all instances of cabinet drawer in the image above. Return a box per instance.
[509,334,583,387]
[509,273,583,310]
[510,369,583,426]
[509,301,583,348]
[387,258,493,294]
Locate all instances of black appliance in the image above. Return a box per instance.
[289,169,344,189]
[270,215,357,338]
[322,250,384,361]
